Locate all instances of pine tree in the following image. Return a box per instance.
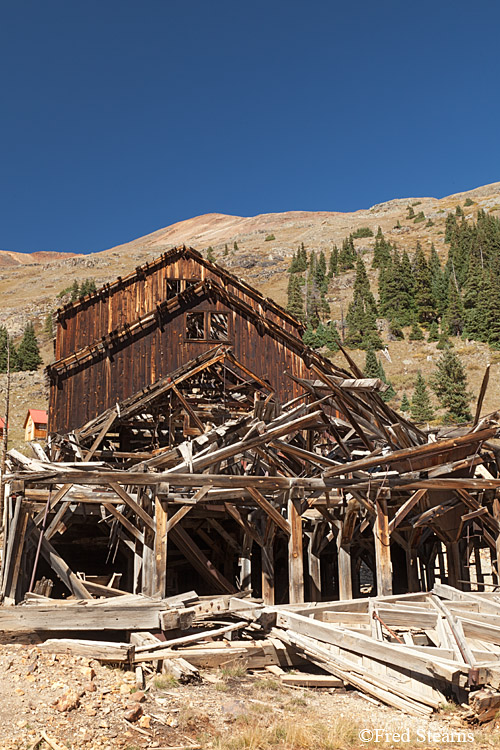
[372,227,392,269]
[70,280,80,302]
[224,244,229,256]
[413,242,437,324]
[431,348,472,423]
[303,323,318,348]
[411,372,434,422]
[428,321,439,342]
[324,320,340,350]
[400,393,410,413]
[429,244,448,317]
[17,322,42,371]
[206,247,215,263]
[409,321,424,340]
[286,274,305,321]
[407,205,415,220]
[315,250,328,293]
[328,246,339,277]
[339,235,356,272]
[233,241,239,252]
[345,257,381,349]
[364,349,379,378]
[0,326,19,373]
[444,282,465,336]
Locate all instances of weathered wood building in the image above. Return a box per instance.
[48,246,314,436]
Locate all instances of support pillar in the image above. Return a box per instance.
[374,491,392,596]
[288,492,304,604]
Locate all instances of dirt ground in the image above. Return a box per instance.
[0,644,500,750]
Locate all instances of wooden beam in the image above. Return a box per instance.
[108,482,155,531]
[154,496,168,599]
[374,492,392,597]
[169,525,236,594]
[288,493,304,604]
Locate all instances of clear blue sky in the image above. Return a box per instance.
[1,0,499,254]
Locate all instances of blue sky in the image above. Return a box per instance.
[1,0,499,254]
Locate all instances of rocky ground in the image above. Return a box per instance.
[1,643,500,750]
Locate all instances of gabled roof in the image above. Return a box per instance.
[24,409,48,427]
[55,245,303,331]
[48,278,326,381]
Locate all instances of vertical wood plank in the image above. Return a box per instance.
[374,492,392,597]
[154,496,168,599]
[288,492,304,604]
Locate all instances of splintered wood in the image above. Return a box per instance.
[2,307,500,717]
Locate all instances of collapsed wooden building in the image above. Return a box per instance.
[3,245,500,609]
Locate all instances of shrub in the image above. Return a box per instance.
[414,212,426,223]
[464,198,474,207]
[351,227,373,238]
[265,234,275,241]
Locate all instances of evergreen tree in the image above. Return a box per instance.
[411,372,434,422]
[487,268,500,350]
[324,320,340,350]
[80,278,97,296]
[70,279,80,302]
[233,241,239,252]
[286,274,305,321]
[303,322,318,348]
[444,282,465,336]
[328,246,339,277]
[338,235,356,272]
[17,322,42,371]
[436,334,452,349]
[400,393,410,413]
[364,349,379,378]
[346,257,382,349]
[372,227,392,268]
[224,244,229,256]
[431,348,472,423]
[429,244,448,317]
[413,242,437,324]
[406,205,415,220]
[206,246,215,262]
[445,213,458,243]
[409,321,424,340]
[0,326,19,373]
[428,321,439,342]
[315,250,328,293]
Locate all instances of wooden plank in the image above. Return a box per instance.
[388,490,427,533]
[108,482,155,531]
[374,493,392,597]
[288,493,304,604]
[154,496,168,599]
[29,524,92,600]
[38,638,133,662]
[0,602,165,631]
[247,486,291,535]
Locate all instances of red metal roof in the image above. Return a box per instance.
[0,417,7,429]
[25,409,48,426]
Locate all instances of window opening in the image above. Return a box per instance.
[186,312,205,339]
[209,312,229,341]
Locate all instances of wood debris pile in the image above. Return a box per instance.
[3,584,500,722]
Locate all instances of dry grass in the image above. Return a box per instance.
[200,714,361,750]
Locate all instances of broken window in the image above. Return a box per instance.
[209,312,229,340]
[166,279,181,299]
[186,312,205,339]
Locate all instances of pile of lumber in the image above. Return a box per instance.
[5,584,500,720]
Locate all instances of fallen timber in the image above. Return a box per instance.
[3,586,500,719]
[3,334,500,718]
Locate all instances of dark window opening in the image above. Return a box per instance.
[166,279,200,300]
[186,312,205,339]
[166,280,181,299]
[209,312,229,340]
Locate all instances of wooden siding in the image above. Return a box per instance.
[50,292,311,434]
[56,252,300,361]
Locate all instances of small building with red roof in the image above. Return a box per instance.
[0,417,7,438]
[24,409,48,442]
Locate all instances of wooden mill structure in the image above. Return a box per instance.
[3,246,500,607]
